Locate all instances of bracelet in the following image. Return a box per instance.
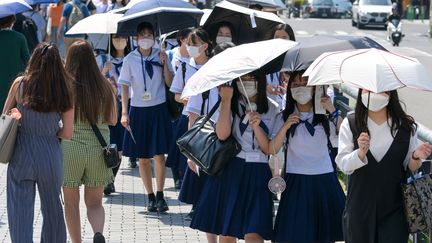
[329,109,340,121]
[412,151,421,161]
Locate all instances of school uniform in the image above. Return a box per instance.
[336,116,417,243]
[273,109,345,243]
[165,55,191,178]
[172,58,221,205]
[266,72,286,112]
[190,99,280,240]
[118,48,171,159]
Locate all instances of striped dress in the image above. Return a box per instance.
[62,119,113,187]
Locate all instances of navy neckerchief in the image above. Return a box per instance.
[112,61,123,77]
[290,118,315,137]
[139,50,163,92]
[238,104,269,150]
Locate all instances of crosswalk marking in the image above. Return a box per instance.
[335,31,349,35]
[296,30,309,35]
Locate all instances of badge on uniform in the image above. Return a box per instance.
[143,92,152,101]
[245,152,261,162]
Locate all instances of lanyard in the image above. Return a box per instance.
[139,51,148,92]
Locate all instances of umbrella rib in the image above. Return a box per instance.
[338,49,371,86]
[377,49,406,88]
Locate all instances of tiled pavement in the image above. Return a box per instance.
[0,158,208,243]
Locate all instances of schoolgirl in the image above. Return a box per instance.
[118,22,173,213]
[266,24,296,112]
[336,89,432,243]
[270,71,345,243]
[172,28,216,219]
[95,34,131,195]
[191,72,280,242]
[165,28,192,189]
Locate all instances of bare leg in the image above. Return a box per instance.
[219,235,236,243]
[206,233,217,243]
[63,187,81,243]
[153,154,166,192]
[244,233,264,243]
[139,158,154,194]
[84,187,105,234]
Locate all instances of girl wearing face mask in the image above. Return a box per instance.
[213,22,235,45]
[270,71,345,243]
[266,24,296,112]
[118,22,174,213]
[190,72,280,243]
[95,34,131,195]
[173,28,215,223]
[336,89,432,243]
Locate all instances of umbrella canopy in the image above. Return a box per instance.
[181,39,297,99]
[0,0,31,18]
[25,0,59,4]
[282,35,386,72]
[227,0,286,10]
[304,48,432,93]
[66,13,123,35]
[202,0,284,44]
[117,0,203,36]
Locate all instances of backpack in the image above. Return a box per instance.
[68,2,84,30]
[20,16,39,53]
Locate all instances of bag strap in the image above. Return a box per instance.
[90,124,108,148]
[347,112,359,150]
[181,61,187,85]
[3,79,23,114]
[197,97,221,128]
[200,90,210,115]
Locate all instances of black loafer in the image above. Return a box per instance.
[147,199,157,212]
[103,183,115,195]
[156,198,169,213]
[128,158,137,168]
[174,179,182,190]
[93,232,105,243]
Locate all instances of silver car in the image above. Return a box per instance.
[352,0,392,28]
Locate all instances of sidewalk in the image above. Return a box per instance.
[0,158,208,243]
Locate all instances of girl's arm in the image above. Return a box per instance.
[215,86,233,141]
[2,78,21,113]
[268,113,300,155]
[58,107,74,140]
[249,112,270,155]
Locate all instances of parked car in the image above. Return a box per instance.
[304,0,337,18]
[352,0,392,28]
[333,0,352,18]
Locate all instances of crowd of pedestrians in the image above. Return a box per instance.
[1,0,432,243]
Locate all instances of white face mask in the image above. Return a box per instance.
[291,87,313,104]
[186,45,203,58]
[112,38,127,50]
[237,81,258,98]
[138,38,154,50]
[361,92,389,112]
[216,36,232,44]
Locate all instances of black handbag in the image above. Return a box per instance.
[165,85,183,121]
[91,124,120,168]
[176,99,242,176]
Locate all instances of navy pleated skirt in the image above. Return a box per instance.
[166,114,188,173]
[178,167,208,205]
[109,99,125,151]
[190,157,273,240]
[273,172,345,243]
[122,103,171,159]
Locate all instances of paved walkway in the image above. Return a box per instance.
[0,158,209,243]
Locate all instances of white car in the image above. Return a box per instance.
[351,0,392,29]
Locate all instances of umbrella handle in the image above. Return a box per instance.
[238,77,254,112]
[250,12,257,29]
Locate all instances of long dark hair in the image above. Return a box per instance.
[271,23,296,41]
[211,21,235,45]
[283,71,330,136]
[231,72,268,116]
[109,34,131,58]
[188,27,213,58]
[22,43,74,113]
[65,40,116,124]
[354,89,417,137]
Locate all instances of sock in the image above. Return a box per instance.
[156,191,164,200]
[148,193,156,202]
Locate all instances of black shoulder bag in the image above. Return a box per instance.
[176,99,242,176]
[91,124,120,168]
[165,62,187,121]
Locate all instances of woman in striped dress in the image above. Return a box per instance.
[62,40,117,243]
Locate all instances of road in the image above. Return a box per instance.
[282,17,432,130]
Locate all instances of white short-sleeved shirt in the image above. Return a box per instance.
[266,72,286,111]
[233,99,282,163]
[171,58,202,116]
[96,55,125,96]
[274,109,338,175]
[118,48,166,107]
[170,47,190,72]
[186,87,220,122]
[336,117,417,175]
